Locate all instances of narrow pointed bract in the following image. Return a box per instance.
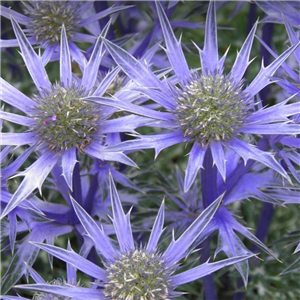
[101,0,299,189]
[15,177,251,299]
[1,1,132,62]
[2,2,299,299]
[1,21,153,216]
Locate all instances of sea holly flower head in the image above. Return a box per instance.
[145,164,279,284]
[23,1,81,46]
[175,74,251,146]
[31,83,100,152]
[0,20,153,218]
[104,249,173,299]
[32,279,71,300]
[98,0,300,192]
[1,1,131,62]
[14,176,253,299]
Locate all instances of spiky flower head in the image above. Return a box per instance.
[98,0,300,191]
[31,84,101,152]
[104,249,172,300]
[32,279,70,300]
[0,19,145,219]
[15,177,251,299]
[176,74,251,146]
[24,1,81,46]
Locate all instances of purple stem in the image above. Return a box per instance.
[200,148,218,300]
[83,173,99,214]
[201,148,218,206]
[253,203,275,253]
[94,1,115,40]
[71,158,83,206]
[1,3,21,79]
[247,2,257,34]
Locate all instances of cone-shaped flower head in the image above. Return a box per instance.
[176,74,251,146]
[14,176,252,299]
[1,1,129,44]
[104,250,172,299]
[23,1,81,46]
[32,279,70,300]
[0,1,131,62]
[31,84,100,152]
[97,0,300,192]
[0,21,149,218]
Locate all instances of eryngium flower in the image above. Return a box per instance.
[0,1,130,63]
[96,1,300,192]
[32,279,70,300]
[15,176,252,299]
[0,21,151,218]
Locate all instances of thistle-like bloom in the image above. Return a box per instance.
[14,176,252,299]
[0,1,130,63]
[0,20,151,218]
[143,163,279,285]
[95,1,300,192]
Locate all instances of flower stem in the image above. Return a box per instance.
[253,203,275,252]
[201,148,218,207]
[200,148,218,300]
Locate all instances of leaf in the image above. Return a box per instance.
[1,151,59,218]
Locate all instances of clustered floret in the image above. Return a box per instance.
[31,84,100,152]
[104,250,172,300]
[32,279,70,300]
[1,1,299,300]
[24,1,81,45]
[176,74,251,145]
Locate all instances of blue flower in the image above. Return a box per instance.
[14,176,252,299]
[146,163,279,285]
[0,21,152,218]
[0,1,131,63]
[93,1,300,192]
